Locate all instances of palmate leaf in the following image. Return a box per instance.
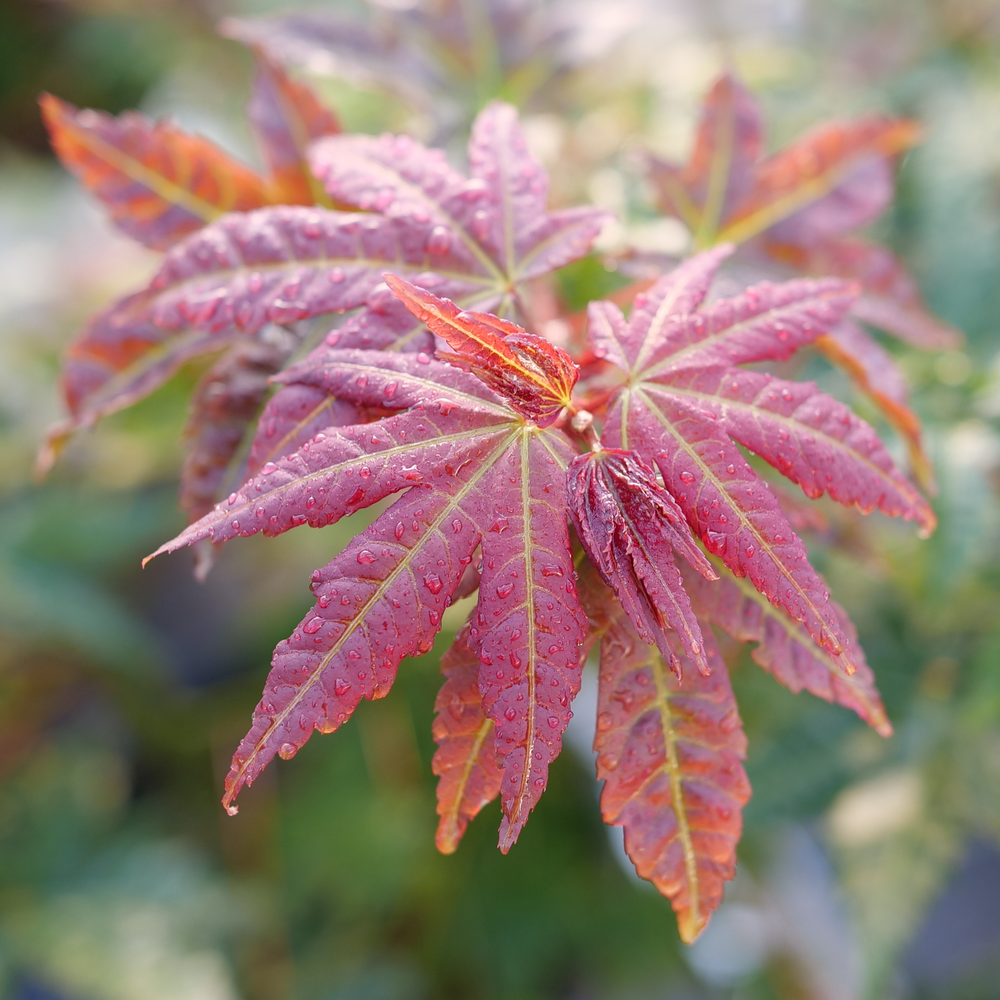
[148,340,587,846]
[221,0,580,137]
[579,569,750,944]
[591,248,934,672]
[140,255,928,941]
[643,72,960,486]
[45,100,606,483]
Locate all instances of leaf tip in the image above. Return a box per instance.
[678,910,710,945]
[434,823,461,855]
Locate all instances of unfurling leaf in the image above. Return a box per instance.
[595,598,750,943]
[432,625,501,854]
[247,48,340,206]
[40,93,268,251]
[568,448,715,676]
[386,275,578,426]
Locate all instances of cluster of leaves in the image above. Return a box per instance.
[40,17,946,943]
[642,73,961,491]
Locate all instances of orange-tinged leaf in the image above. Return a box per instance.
[432,625,501,854]
[771,237,961,350]
[40,93,268,251]
[248,48,340,206]
[646,73,762,245]
[815,320,935,494]
[717,117,921,246]
[595,601,750,943]
[385,275,578,426]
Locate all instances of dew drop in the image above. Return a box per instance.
[547,715,560,729]
[423,573,443,595]
[425,225,452,255]
[395,522,405,540]
[278,742,297,760]
[334,677,352,697]
[357,550,376,564]
[328,266,345,283]
[679,471,695,484]
[504,707,517,721]
[496,582,515,599]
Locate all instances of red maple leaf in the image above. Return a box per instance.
[42,40,941,942]
[642,72,961,491]
[144,247,931,937]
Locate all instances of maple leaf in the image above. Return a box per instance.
[384,274,578,426]
[589,248,935,671]
[642,72,960,488]
[147,287,589,847]
[42,100,606,501]
[579,568,750,944]
[221,0,581,137]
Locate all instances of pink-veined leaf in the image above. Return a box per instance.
[40,93,268,251]
[681,556,891,736]
[568,448,715,676]
[309,101,609,295]
[594,597,750,943]
[592,250,934,674]
[386,275,578,426]
[147,347,586,840]
[247,47,340,206]
[432,624,502,854]
[46,101,606,465]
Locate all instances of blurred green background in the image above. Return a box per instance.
[2,1,1000,998]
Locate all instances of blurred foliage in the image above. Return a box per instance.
[2,1,1000,998]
